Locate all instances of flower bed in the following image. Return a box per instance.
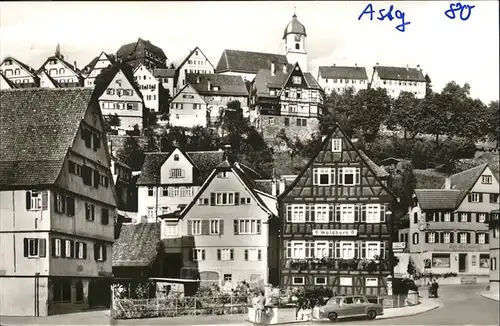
[289,256,389,272]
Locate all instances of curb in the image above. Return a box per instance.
[480,293,500,302]
[377,304,441,320]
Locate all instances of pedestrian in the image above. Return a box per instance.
[252,292,260,324]
[432,279,439,298]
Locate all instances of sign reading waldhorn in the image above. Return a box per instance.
[312,229,358,236]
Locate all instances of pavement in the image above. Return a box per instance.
[1,284,498,326]
[480,291,500,302]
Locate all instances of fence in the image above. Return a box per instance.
[112,294,250,319]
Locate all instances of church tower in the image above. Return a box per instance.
[283,11,308,72]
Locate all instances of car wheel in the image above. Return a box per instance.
[328,312,338,321]
[367,310,377,320]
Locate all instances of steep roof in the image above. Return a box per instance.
[116,38,167,61]
[1,57,37,77]
[0,88,95,188]
[38,55,81,75]
[0,72,16,89]
[81,52,115,77]
[358,150,389,178]
[38,70,62,88]
[177,46,215,71]
[374,66,425,82]
[113,223,161,267]
[319,66,368,80]
[254,179,273,194]
[93,64,144,100]
[153,68,176,78]
[136,150,224,185]
[186,73,248,97]
[215,49,288,74]
[447,163,495,207]
[414,189,461,210]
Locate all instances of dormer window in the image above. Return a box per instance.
[174,154,179,161]
[195,50,199,55]
[332,138,342,152]
[293,76,302,84]
[269,89,276,96]
[59,68,65,75]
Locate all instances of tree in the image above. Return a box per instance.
[116,136,145,171]
[389,160,417,213]
[421,92,450,144]
[322,88,357,137]
[160,126,189,151]
[352,88,392,142]
[276,129,303,173]
[486,101,499,147]
[386,91,425,139]
[187,125,221,151]
[103,114,121,133]
[424,73,433,97]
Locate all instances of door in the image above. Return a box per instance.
[352,296,368,315]
[459,253,467,272]
[339,297,356,317]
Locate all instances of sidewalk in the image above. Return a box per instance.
[480,291,500,302]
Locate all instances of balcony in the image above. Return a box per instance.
[285,257,389,272]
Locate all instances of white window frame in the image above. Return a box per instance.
[54,239,62,257]
[209,219,220,235]
[341,167,360,186]
[461,213,468,222]
[340,277,352,286]
[169,168,184,178]
[28,239,40,258]
[215,192,235,205]
[291,204,306,223]
[459,232,467,244]
[96,245,105,261]
[443,232,451,244]
[315,204,329,223]
[366,278,378,287]
[313,168,335,186]
[314,241,329,258]
[77,242,84,259]
[479,213,486,223]
[315,277,327,285]
[443,212,451,222]
[29,191,42,211]
[292,241,305,259]
[340,241,355,259]
[478,233,486,244]
[246,249,261,261]
[331,138,342,152]
[292,277,304,285]
[192,249,205,261]
[220,248,232,261]
[482,175,492,184]
[340,204,355,223]
[164,223,178,236]
[147,207,155,219]
[191,220,202,235]
[366,204,380,223]
[428,232,436,244]
[469,193,481,203]
[366,241,381,259]
[238,219,260,235]
[147,187,154,196]
[65,239,72,258]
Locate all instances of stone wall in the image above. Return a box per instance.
[259,115,320,147]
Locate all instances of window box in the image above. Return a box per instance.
[290,259,310,271]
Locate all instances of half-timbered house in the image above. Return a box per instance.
[278,123,397,296]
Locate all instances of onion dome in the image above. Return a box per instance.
[283,14,307,39]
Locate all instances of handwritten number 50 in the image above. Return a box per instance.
[445,2,475,21]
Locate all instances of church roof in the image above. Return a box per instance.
[215,49,288,75]
[283,14,307,39]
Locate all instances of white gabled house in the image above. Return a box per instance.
[169,84,208,128]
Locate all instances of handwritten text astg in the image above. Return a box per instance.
[358,3,410,32]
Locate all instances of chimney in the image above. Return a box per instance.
[283,64,287,74]
[271,178,277,197]
[417,64,420,68]
[376,62,379,66]
[445,177,451,190]
[406,64,410,70]
[74,61,77,70]
[278,178,286,195]
[207,78,211,91]
[333,63,336,67]
[271,61,275,76]
[355,63,358,68]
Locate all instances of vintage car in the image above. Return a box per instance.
[318,295,384,321]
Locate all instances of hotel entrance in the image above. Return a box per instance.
[458,253,467,272]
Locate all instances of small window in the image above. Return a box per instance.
[292,277,304,285]
[148,187,154,197]
[295,43,300,50]
[340,277,352,286]
[284,118,289,126]
[223,274,232,283]
[315,277,326,285]
[482,175,492,184]
[332,138,342,152]
[173,154,179,161]
[293,76,302,84]
[366,278,378,287]
[412,232,419,244]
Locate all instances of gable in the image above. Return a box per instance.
[0,58,36,78]
[98,70,142,102]
[0,74,14,90]
[281,124,395,201]
[38,71,59,88]
[159,148,195,184]
[283,64,308,90]
[171,84,206,104]
[134,64,155,79]
[178,47,215,71]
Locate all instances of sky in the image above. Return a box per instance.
[0,1,498,103]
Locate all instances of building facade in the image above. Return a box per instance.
[283,13,308,72]
[38,70,62,89]
[317,65,369,95]
[176,47,215,94]
[161,160,278,289]
[81,52,115,88]
[169,84,208,128]
[154,68,176,100]
[278,123,396,296]
[136,149,224,223]
[370,65,426,99]
[110,155,134,212]
[38,55,82,87]
[134,63,161,112]
[0,88,116,316]
[251,62,324,144]
[0,57,39,88]
[489,209,499,292]
[116,38,167,70]
[98,69,145,133]
[401,164,499,282]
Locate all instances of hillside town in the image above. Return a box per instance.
[0,9,499,326]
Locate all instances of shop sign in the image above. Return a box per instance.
[449,244,481,252]
[312,229,357,236]
[392,242,406,251]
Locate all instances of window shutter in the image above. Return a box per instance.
[93,134,100,151]
[39,239,46,258]
[54,194,59,213]
[468,194,472,202]
[201,220,210,235]
[257,220,262,234]
[189,249,193,261]
[335,242,341,258]
[230,249,234,260]
[93,244,98,261]
[102,245,107,261]
[450,213,455,222]
[70,240,75,258]
[258,250,262,261]
[286,241,291,258]
[329,205,334,222]
[23,238,29,257]
[354,205,360,222]
[91,205,95,221]
[328,241,334,258]
[83,243,87,259]
[440,232,445,243]
[479,194,483,203]
[467,213,471,223]
[425,232,429,243]
[286,205,291,222]
[331,168,336,185]
[380,242,385,258]
[335,205,341,222]
[466,233,471,244]
[338,168,344,185]
[234,192,240,205]
[75,241,80,258]
[187,220,192,235]
[355,168,361,185]
[485,233,490,244]
[434,232,439,243]
[361,242,366,258]
[476,213,480,223]
[305,205,310,222]
[217,249,221,261]
[61,240,66,258]
[450,232,454,243]
[67,197,75,216]
[313,169,318,185]
[201,250,205,260]
[310,205,315,222]
[475,233,479,244]
[51,238,56,257]
[210,193,215,206]
[234,219,239,235]
[93,170,100,188]
[379,204,386,222]
[25,191,32,210]
[42,191,48,211]
[61,195,66,213]
[245,249,249,261]
[361,205,367,222]
[220,220,224,235]
[354,242,360,259]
